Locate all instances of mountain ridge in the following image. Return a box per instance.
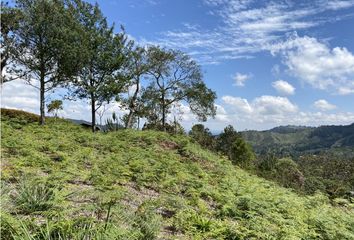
[241,122,354,155]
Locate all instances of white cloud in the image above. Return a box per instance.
[271,34,354,94]
[216,94,353,131]
[221,96,253,113]
[325,0,354,10]
[222,95,298,115]
[272,80,295,95]
[313,99,337,111]
[232,73,251,87]
[1,80,39,113]
[141,1,354,64]
[252,95,298,114]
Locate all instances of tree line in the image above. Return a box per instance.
[1,0,217,132]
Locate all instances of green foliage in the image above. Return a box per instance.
[1,113,354,239]
[189,124,215,150]
[8,0,83,124]
[67,0,130,132]
[216,125,255,168]
[0,2,21,83]
[47,100,63,118]
[12,178,57,214]
[215,125,239,153]
[242,123,354,156]
[297,153,354,198]
[229,137,255,168]
[119,45,149,129]
[275,157,304,189]
[141,46,216,130]
[1,108,39,123]
[134,203,162,240]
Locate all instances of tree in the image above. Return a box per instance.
[216,125,239,153]
[69,1,129,132]
[216,125,255,167]
[0,2,22,84]
[189,124,215,149]
[47,100,63,118]
[8,0,83,124]
[143,46,216,131]
[275,157,304,189]
[120,45,149,129]
[229,137,255,168]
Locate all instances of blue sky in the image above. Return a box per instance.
[2,0,354,132]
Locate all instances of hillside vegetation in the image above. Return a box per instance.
[242,124,354,155]
[1,110,354,239]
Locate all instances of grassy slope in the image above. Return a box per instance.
[1,111,354,239]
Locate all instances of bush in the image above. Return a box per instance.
[275,158,304,189]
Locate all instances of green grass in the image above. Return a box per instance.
[1,109,354,239]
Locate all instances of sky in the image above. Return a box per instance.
[2,0,354,132]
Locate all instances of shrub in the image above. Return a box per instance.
[275,158,304,189]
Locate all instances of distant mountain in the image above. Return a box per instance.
[241,123,354,155]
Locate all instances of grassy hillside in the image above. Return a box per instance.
[1,110,354,239]
[242,124,354,155]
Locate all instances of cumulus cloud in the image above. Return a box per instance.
[232,73,251,87]
[253,95,298,114]
[272,80,295,95]
[1,80,39,113]
[222,95,298,115]
[216,94,354,131]
[313,99,337,111]
[221,96,253,114]
[271,34,354,95]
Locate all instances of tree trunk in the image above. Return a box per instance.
[126,80,140,129]
[162,92,166,131]
[39,70,45,125]
[91,93,96,133]
[126,110,134,129]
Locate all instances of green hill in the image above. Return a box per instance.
[242,124,354,155]
[1,109,354,239]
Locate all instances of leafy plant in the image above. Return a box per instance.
[13,178,57,214]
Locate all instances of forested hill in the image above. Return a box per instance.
[241,123,354,155]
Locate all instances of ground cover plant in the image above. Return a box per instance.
[1,109,354,239]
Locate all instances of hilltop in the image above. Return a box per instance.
[242,123,354,155]
[1,109,354,239]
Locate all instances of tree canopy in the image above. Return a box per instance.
[142,46,216,131]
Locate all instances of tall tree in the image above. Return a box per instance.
[69,1,129,132]
[120,45,149,129]
[8,0,83,124]
[0,2,22,83]
[143,46,217,131]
